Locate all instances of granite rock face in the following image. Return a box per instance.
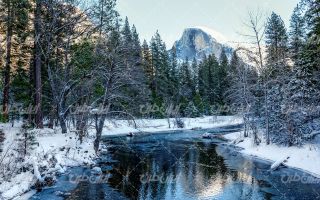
[172,28,233,62]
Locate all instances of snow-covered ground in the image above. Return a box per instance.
[0,115,242,200]
[0,124,96,200]
[224,131,320,178]
[101,116,243,136]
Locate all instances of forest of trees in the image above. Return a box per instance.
[0,0,319,148]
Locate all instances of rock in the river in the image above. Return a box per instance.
[91,167,102,175]
[127,132,135,137]
[202,132,212,139]
[34,176,55,191]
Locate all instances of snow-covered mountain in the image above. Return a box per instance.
[172,27,233,62]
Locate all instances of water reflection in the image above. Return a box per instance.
[103,134,271,200]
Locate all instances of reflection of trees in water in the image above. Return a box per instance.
[106,139,241,199]
[36,135,320,200]
[105,138,290,200]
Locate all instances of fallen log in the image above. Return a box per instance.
[232,137,244,145]
[270,156,290,171]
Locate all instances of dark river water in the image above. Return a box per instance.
[31,125,320,200]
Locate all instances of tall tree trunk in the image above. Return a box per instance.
[94,102,110,153]
[48,115,54,129]
[94,114,106,153]
[59,115,67,134]
[76,113,88,144]
[250,12,268,145]
[28,58,35,124]
[2,7,13,122]
[59,97,68,134]
[47,59,68,133]
[0,34,3,78]
[265,82,270,145]
[34,0,43,128]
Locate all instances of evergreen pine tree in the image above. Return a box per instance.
[142,40,154,87]
[198,55,219,111]
[283,47,319,146]
[131,25,141,55]
[122,17,133,46]
[11,65,32,107]
[168,46,179,98]
[149,31,171,116]
[218,48,229,107]
[283,0,320,144]
[179,58,194,100]
[289,4,306,62]
[265,12,289,75]
[303,0,320,71]
[93,0,119,36]
[184,101,200,118]
[0,0,31,121]
[306,0,320,36]
[264,12,289,144]
[191,58,198,89]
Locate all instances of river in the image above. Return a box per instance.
[31,125,320,200]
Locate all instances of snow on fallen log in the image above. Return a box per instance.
[270,156,290,171]
[212,134,228,141]
[32,157,43,182]
[232,137,244,145]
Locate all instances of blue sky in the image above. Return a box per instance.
[117,0,300,47]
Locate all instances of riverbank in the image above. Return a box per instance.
[0,115,242,200]
[100,116,243,136]
[223,131,320,178]
[0,124,96,200]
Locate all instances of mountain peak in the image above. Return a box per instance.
[172,27,232,62]
[190,26,229,44]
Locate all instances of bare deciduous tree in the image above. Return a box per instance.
[39,0,92,133]
[237,10,269,144]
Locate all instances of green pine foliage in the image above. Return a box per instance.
[17,122,38,157]
[11,66,31,107]
[289,4,306,62]
[184,101,200,118]
[265,12,288,75]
